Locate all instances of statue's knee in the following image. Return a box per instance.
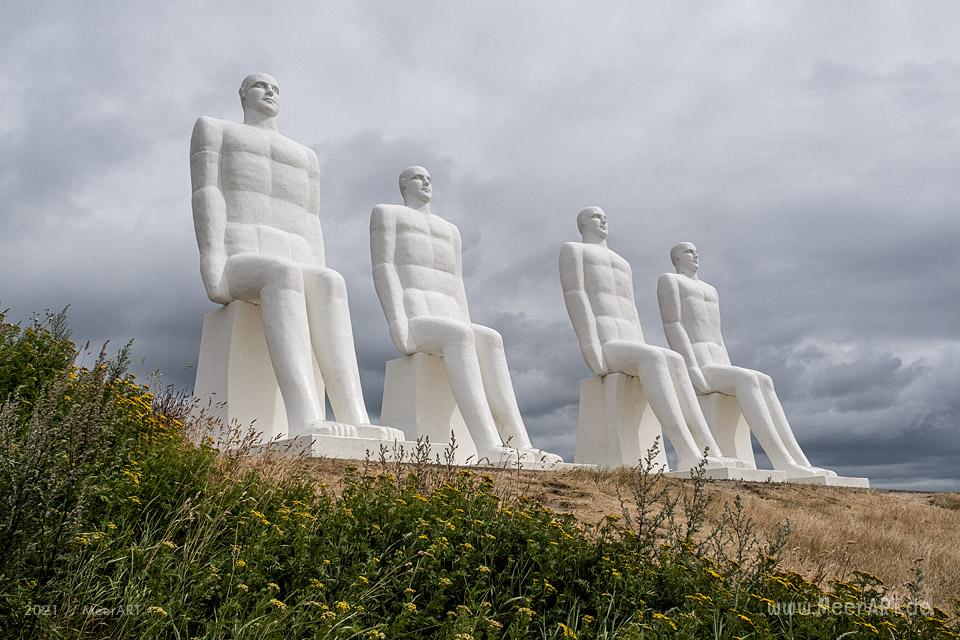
[264,260,302,290]
[446,323,477,349]
[474,325,503,348]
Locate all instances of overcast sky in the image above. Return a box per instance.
[2,1,958,490]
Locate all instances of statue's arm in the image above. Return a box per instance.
[190,117,231,304]
[559,244,607,376]
[305,149,326,266]
[452,226,472,321]
[370,207,414,354]
[657,274,710,393]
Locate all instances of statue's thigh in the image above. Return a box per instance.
[602,340,663,377]
[700,365,748,395]
[225,254,303,302]
[409,316,474,356]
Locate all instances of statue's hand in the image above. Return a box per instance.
[205,279,232,306]
[689,367,711,394]
[389,321,416,355]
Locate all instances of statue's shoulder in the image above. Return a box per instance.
[371,203,409,220]
[370,204,410,232]
[560,241,586,259]
[193,115,234,134]
[657,272,682,293]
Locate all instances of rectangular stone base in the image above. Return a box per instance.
[666,467,787,482]
[254,434,453,462]
[786,475,870,488]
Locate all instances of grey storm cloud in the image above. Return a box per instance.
[1,1,958,489]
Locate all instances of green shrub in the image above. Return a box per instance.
[0,310,957,639]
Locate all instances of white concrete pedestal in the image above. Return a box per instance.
[698,392,756,468]
[380,353,479,464]
[574,374,667,469]
[194,301,325,445]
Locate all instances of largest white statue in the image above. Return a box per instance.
[191,73,397,441]
[560,207,744,472]
[657,242,835,478]
[370,166,562,465]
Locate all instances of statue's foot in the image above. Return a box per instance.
[782,463,825,478]
[517,447,563,465]
[807,466,838,477]
[702,455,753,469]
[356,424,405,441]
[478,445,563,467]
[301,420,358,438]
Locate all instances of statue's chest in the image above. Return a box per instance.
[395,217,458,272]
[220,130,311,192]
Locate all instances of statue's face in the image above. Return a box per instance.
[674,243,699,273]
[241,74,280,117]
[400,167,432,204]
[580,208,608,240]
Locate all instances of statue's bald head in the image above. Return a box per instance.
[670,242,700,276]
[577,206,605,233]
[238,73,280,116]
[399,165,433,206]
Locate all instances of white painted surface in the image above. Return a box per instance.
[191,73,400,447]
[560,207,746,472]
[370,166,562,466]
[658,242,859,482]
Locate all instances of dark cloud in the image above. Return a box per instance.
[1,1,958,489]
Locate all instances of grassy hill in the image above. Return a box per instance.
[1,310,958,639]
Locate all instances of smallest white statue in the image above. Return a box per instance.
[657,242,837,478]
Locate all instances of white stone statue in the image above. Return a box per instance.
[191,73,399,441]
[560,207,743,471]
[657,242,836,478]
[370,166,562,465]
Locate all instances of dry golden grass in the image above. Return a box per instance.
[267,455,960,609]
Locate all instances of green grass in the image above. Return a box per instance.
[0,309,957,639]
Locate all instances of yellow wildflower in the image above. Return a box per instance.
[309,578,325,589]
[269,598,287,610]
[652,613,678,631]
[235,559,246,568]
[237,583,249,592]
[267,582,280,594]
[558,622,577,638]
[146,606,167,616]
[335,601,350,612]
[321,611,336,622]
[403,602,417,613]
[478,565,491,574]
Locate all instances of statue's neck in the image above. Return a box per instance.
[404,200,432,216]
[582,234,607,248]
[678,267,699,280]
[243,111,278,131]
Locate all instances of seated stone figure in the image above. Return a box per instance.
[559,207,743,471]
[191,72,399,441]
[370,166,562,465]
[657,242,835,478]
